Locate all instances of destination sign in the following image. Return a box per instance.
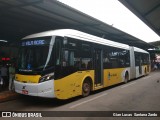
[22,40,46,46]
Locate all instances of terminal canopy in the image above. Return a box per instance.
[0,0,155,50]
[119,0,160,37]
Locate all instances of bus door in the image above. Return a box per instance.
[94,49,103,86]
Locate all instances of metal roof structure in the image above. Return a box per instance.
[0,0,154,49]
[119,0,160,36]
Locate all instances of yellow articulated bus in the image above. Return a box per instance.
[14,29,150,99]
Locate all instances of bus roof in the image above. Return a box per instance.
[22,29,130,49]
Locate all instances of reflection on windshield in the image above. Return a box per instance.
[18,46,49,71]
[17,36,55,74]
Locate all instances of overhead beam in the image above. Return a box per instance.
[144,3,160,16]
[0,0,43,11]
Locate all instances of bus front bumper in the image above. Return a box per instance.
[14,80,55,98]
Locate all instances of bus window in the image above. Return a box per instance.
[142,53,149,65]
[62,50,69,67]
[103,49,111,68]
[103,47,130,69]
[81,43,93,70]
[69,51,74,66]
[62,50,74,66]
[135,52,142,66]
[55,37,63,66]
[62,49,81,68]
[63,37,77,49]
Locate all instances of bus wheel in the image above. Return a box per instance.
[124,72,129,83]
[82,80,91,97]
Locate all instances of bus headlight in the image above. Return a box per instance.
[39,73,54,83]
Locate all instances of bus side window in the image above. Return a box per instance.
[103,49,111,69]
[55,36,63,66]
[62,50,69,67]
[81,43,93,70]
[69,51,74,66]
[62,49,80,68]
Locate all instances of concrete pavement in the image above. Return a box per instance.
[0,90,19,103]
[0,71,160,120]
[0,71,159,104]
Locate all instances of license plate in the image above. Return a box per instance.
[22,90,28,94]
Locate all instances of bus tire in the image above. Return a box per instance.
[124,71,129,83]
[82,79,91,97]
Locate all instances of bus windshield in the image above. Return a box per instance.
[17,36,55,73]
